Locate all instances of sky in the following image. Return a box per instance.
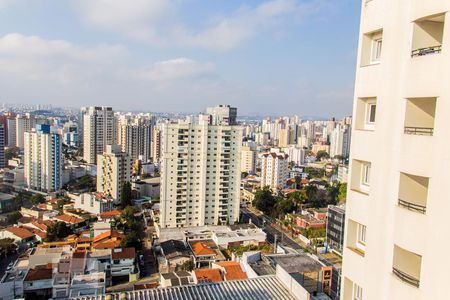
[0,0,361,118]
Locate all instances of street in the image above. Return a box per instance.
[241,207,304,253]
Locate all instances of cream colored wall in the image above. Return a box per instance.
[342,1,450,300]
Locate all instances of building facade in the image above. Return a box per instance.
[260,152,289,190]
[24,124,62,192]
[82,107,115,164]
[96,145,132,201]
[118,116,152,162]
[16,114,46,148]
[160,122,242,228]
[341,2,450,299]
[326,205,345,256]
[205,105,237,125]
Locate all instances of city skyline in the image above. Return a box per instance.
[0,0,359,118]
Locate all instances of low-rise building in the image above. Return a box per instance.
[189,240,225,268]
[157,240,192,273]
[74,193,114,215]
[326,205,345,256]
[111,248,136,277]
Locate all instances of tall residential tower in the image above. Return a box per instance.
[341,2,449,299]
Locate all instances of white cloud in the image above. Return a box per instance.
[74,0,327,51]
[135,58,214,81]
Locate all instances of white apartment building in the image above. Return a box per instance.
[96,145,132,201]
[205,104,237,125]
[282,145,306,166]
[341,2,450,300]
[152,127,162,163]
[74,193,113,215]
[16,114,46,148]
[329,124,351,159]
[160,122,242,228]
[24,125,62,192]
[240,146,256,174]
[118,116,152,162]
[82,106,115,164]
[6,118,16,148]
[260,152,289,190]
[0,124,5,168]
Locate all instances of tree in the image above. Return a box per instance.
[0,238,17,254]
[30,194,45,205]
[275,198,296,217]
[338,183,347,203]
[46,222,73,242]
[121,181,133,208]
[120,231,142,250]
[252,186,277,216]
[6,211,22,225]
[180,260,194,271]
[316,150,330,161]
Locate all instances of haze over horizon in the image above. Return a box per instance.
[0,0,360,118]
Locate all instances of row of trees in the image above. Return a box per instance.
[253,182,347,219]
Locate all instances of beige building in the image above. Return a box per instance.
[160,122,242,228]
[82,106,115,164]
[240,146,256,174]
[118,116,152,162]
[152,127,162,163]
[341,2,449,300]
[260,152,289,190]
[96,145,132,201]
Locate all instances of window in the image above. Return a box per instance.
[353,283,363,300]
[361,29,383,66]
[356,97,377,131]
[357,224,366,249]
[361,163,371,187]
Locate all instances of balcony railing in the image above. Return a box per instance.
[393,267,420,287]
[404,126,433,136]
[411,45,442,57]
[398,199,426,214]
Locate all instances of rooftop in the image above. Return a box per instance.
[194,268,223,283]
[5,226,35,239]
[266,254,324,274]
[70,276,297,300]
[190,240,216,256]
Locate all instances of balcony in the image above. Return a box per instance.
[404,97,436,136]
[411,13,445,58]
[393,245,421,288]
[398,172,428,214]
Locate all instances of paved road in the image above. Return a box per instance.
[241,207,304,253]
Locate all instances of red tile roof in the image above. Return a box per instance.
[98,210,122,219]
[93,240,122,249]
[55,214,84,224]
[93,230,124,243]
[190,241,216,256]
[214,261,248,281]
[5,227,35,239]
[194,268,223,283]
[112,248,135,260]
[24,266,52,281]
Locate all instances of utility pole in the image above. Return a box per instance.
[274,235,277,253]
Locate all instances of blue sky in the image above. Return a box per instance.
[0,0,361,118]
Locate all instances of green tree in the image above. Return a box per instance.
[6,211,22,224]
[316,150,330,161]
[120,231,142,250]
[275,198,296,217]
[121,181,133,208]
[0,238,17,253]
[30,194,45,205]
[338,182,347,203]
[180,260,194,271]
[252,186,277,216]
[46,222,73,242]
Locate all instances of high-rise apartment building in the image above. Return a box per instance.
[205,104,237,125]
[260,152,289,190]
[16,114,46,148]
[160,122,242,228]
[6,117,16,148]
[329,124,351,159]
[0,124,5,168]
[24,124,62,192]
[96,145,132,201]
[152,127,162,163]
[82,106,115,164]
[341,2,449,299]
[118,116,152,162]
[240,145,256,174]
